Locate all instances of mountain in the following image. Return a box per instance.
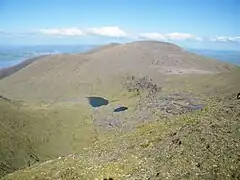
[0,41,239,179]
[0,45,97,69]
[83,42,121,54]
[0,55,48,80]
[0,41,233,102]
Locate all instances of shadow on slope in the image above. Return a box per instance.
[0,99,37,177]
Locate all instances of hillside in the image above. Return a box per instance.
[1,69,240,180]
[0,97,98,178]
[0,41,233,102]
[83,43,121,54]
[0,41,239,179]
[0,55,48,80]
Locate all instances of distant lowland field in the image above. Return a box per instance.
[0,45,239,69]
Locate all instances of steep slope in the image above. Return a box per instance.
[83,41,233,77]
[0,54,94,102]
[0,98,99,178]
[0,55,48,80]
[0,99,33,177]
[1,69,240,180]
[83,43,121,54]
[0,41,234,102]
[0,38,239,178]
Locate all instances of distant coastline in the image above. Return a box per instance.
[0,45,97,69]
[0,55,49,80]
[0,45,239,81]
[188,49,240,65]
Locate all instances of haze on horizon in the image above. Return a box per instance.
[0,0,239,50]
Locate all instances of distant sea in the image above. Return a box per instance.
[188,49,240,66]
[0,45,96,69]
[0,45,239,69]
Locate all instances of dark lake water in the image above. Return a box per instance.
[86,96,109,107]
[114,106,128,112]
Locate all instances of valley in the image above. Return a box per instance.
[0,41,239,179]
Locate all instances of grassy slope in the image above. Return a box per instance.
[0,100,98,178]
[83,43,121,54]
[1,68,240,180]
[0,55,48,80]
[0,86,139,178]
[0,41,234,103]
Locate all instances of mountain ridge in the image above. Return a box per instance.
[0,41,234,102]
[0,41,239,179]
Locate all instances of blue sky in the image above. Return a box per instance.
[0,0,239,50]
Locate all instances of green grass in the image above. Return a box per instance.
[2,96,239,180]
[1,68,240,179]
[0,84,141,178]
[0,100,97,177]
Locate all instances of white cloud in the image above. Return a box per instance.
[138,32,201,41]
[86,26,127,38]
[39,27,85,36]
[166,32,201,41]
[5,26,239,44]
[138,33,166,41]
[210,36,240,42]
[38,26,127,38]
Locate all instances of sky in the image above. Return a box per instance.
[0,0,239,50]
